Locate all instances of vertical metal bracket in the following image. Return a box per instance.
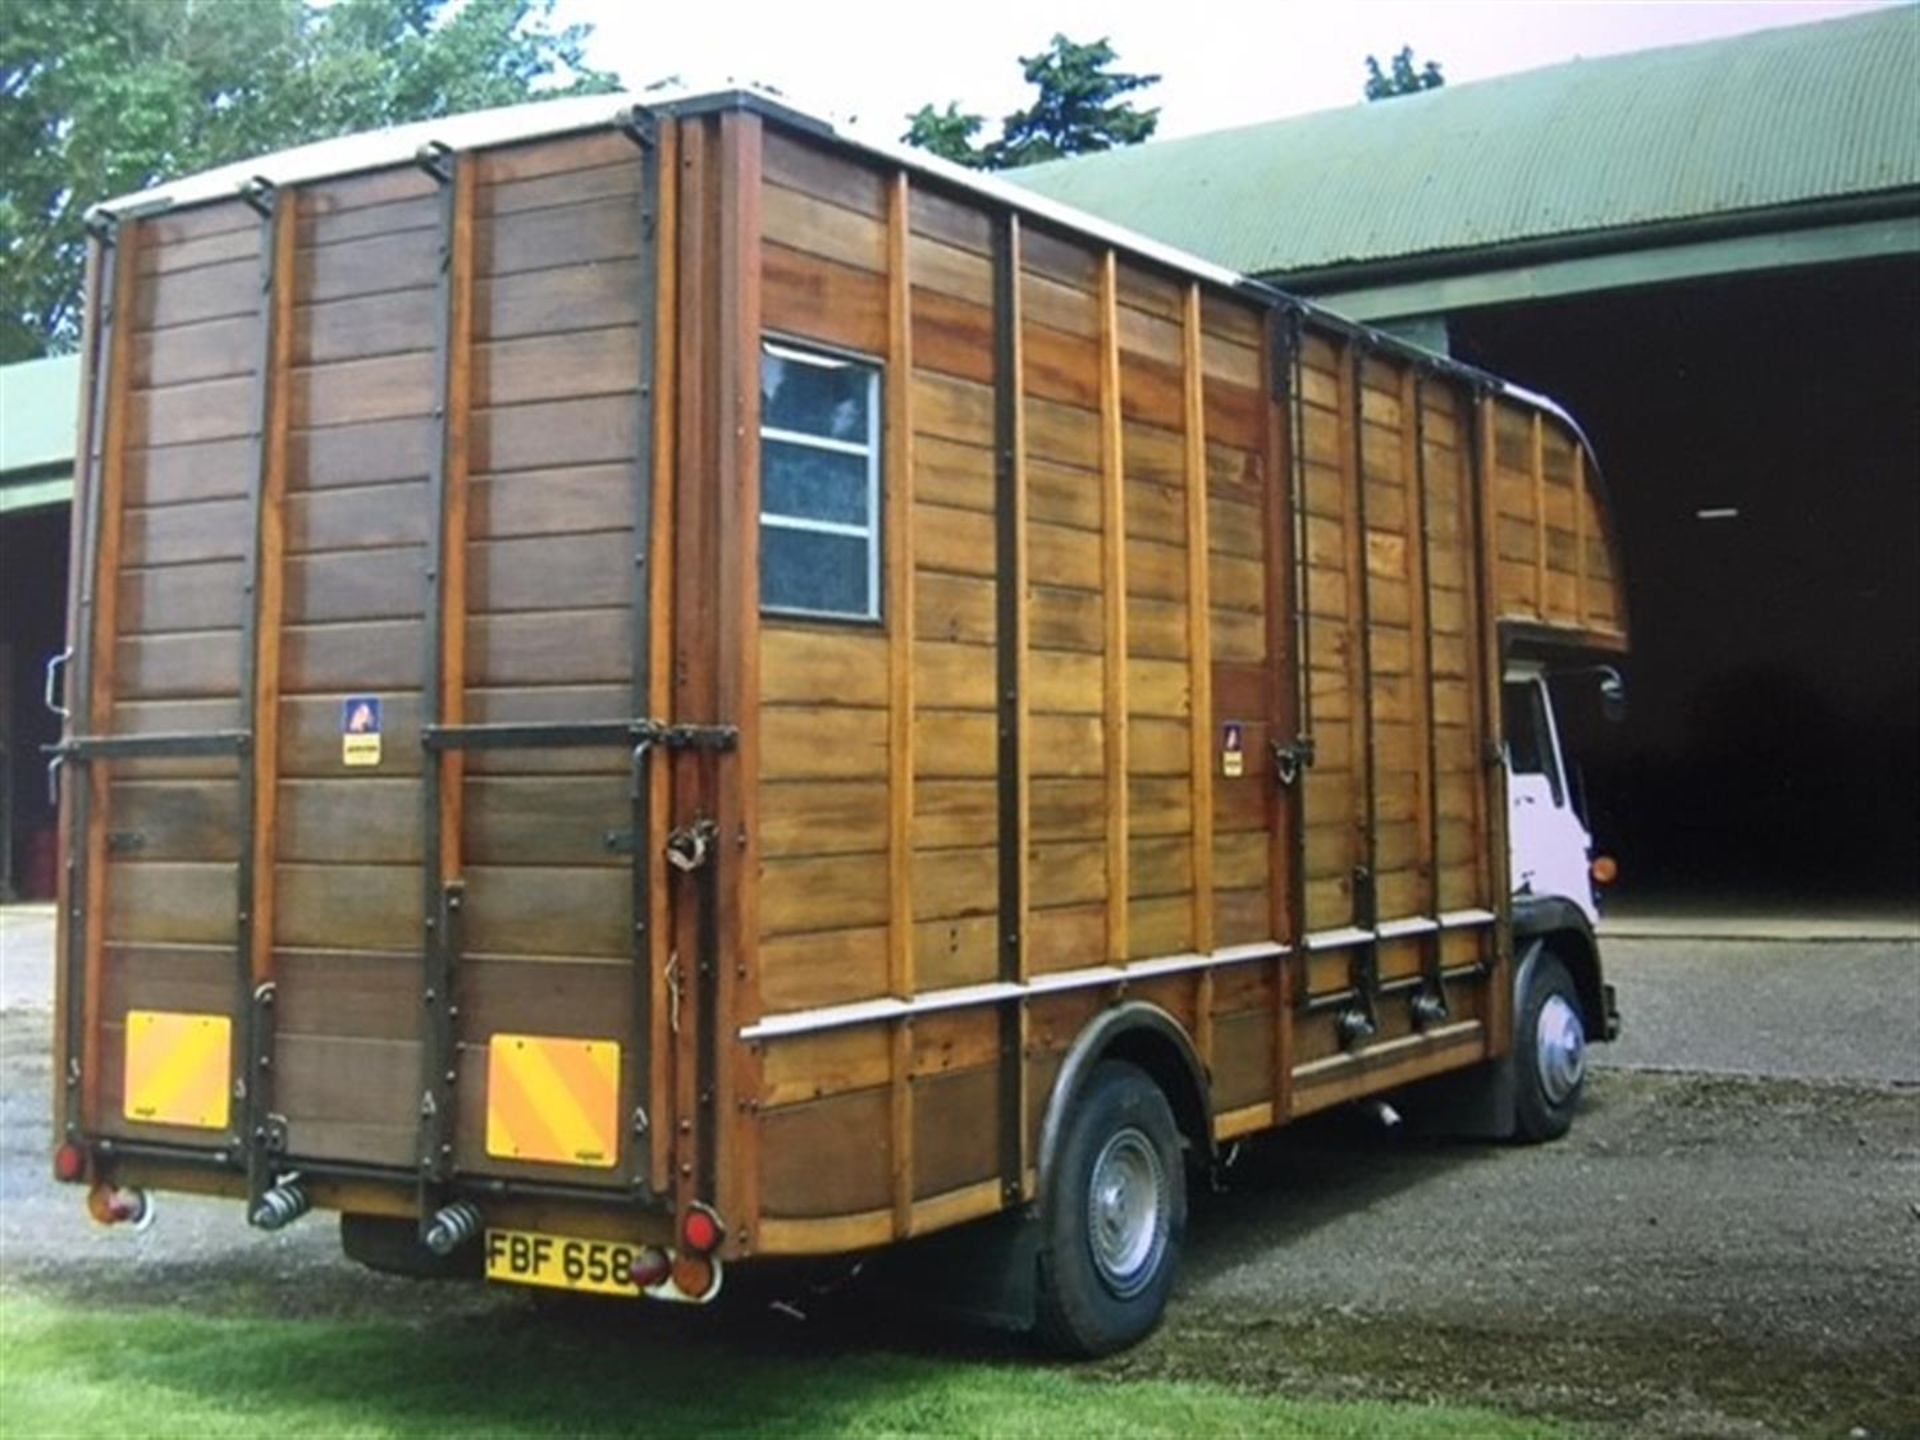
[1411,371,1448,1002]
[418,880,464,1199]
[239,179,287,1204]
[624,112,662,1197]
[990,210,1026,1201]
[245,982,281,1201]
[416,143,462,1235]
[1347,339,1383,1014]
[60,219,122,1140]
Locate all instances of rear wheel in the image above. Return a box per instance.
[1514,952,1587,1142]
[1035,1060,1186,1356]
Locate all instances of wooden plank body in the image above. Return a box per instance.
[56,101,1628,1260]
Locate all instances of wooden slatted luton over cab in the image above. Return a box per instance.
[50,87,1629,1355]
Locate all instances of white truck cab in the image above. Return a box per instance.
[1503,664,1601,925]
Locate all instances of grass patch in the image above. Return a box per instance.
[0,1284,1562,1439]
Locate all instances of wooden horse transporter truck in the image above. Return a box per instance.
[48,87,1628,1354]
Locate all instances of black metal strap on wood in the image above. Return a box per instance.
[239,178,286,1212]
[669,814,721,1201]
[51,730,250,762]
[1410,372,1449,1018]
[1346,340,1383,1040]
[1464,381,1509,983]
[415,143,462,1227]
[623,105,662,1194]
[1272,305,1314,980]
[420,720,736,753]
[59,217,120,1142]
[991,212,1025,1202]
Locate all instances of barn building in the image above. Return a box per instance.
[1017,8,1920,904]
[3,8,1916,904]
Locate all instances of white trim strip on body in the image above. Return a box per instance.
[738,917,1501,1042]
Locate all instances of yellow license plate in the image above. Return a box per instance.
[483,1229,644,1298]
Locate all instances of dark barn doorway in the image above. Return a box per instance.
[0,503,70,900]
[1453,256,1920,904]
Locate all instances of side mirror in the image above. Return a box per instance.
[1598,666,1627,723]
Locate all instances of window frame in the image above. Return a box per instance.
[1502,677,1566,807]
[757,336,884,626]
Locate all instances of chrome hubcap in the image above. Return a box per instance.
[1086,1127,1168,1298]
[1536,993,1587,1105]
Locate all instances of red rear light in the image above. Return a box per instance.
[53,1143,87,1183]
[1591,855,1619,886]
[629,1246,671,1288]
[681,1206,722,1255]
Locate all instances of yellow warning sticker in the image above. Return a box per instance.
[485,1034,621,1169]
[1221,721,1245,779]
[124,1011,232,1129]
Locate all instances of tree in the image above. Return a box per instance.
[1364,46,1445,101]
[903,101,989,168]
[902,34,1160,172]
[0,0,618,360]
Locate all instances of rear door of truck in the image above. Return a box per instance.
[55,126,686,1221]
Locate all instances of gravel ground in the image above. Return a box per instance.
[2,916,1916,1438]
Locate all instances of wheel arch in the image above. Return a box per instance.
[1036,1001,1213,1209]
[1512,895,1609,1041]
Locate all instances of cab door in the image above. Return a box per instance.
[1502,670,1595,922]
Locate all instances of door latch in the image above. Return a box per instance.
[666,818,719,873]
[1271,735,1315,787]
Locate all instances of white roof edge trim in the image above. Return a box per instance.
[96,82,1247,293]
[97,82,1587,439]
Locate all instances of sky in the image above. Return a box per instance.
[553,0,1909,144]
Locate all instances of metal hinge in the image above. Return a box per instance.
[654,724,739,754]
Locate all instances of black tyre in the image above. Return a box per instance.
[1514,951,1587,1142]
[1035,1060,1186,1357]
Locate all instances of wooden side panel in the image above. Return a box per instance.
[444,132,647,1188]
[1295,333,1365,962]
[1421,384,1497,917]
[756,133,894,1018]
[1113,256,1196,962]
[1359,352,1424,943]
[95,206,254,1137]
[1488,395,1626,649]
[907,179,1004,998]
[1201,295,1277,954]
[1020,231,1110,975]
[751,139,1017,1234]
[271,164,442,1161]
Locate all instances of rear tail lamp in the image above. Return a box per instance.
[629,1246,672,1289]
[681,1204,723,1255]
[52,1142,87,1184]
[671,1252,718,1301]
[86,1182,152,1229]
[1591,855,1619,886]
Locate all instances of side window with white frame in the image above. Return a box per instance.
[759,340,881,621]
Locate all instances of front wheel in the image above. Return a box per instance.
[1514,951,1587,1142]
[1035,1060,1186,1356]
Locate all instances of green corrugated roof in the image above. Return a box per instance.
[0,355,80,477]
[1012,7,1920,276]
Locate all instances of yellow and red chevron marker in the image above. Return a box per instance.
[485,1034,621,1168]
[124,1011,232,1129]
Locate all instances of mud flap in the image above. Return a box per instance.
[1394,939,1543,1141]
